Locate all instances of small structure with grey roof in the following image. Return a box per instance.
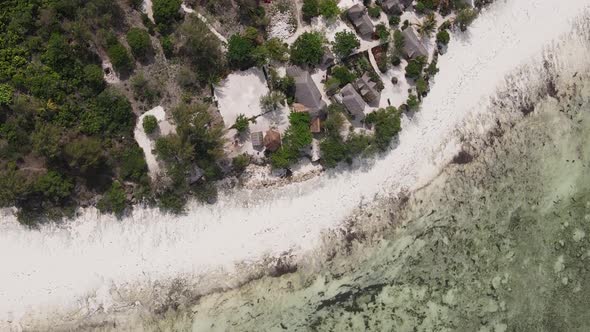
[398,0,413,7]
[286,66,327,115]
[401,27,429,59]
[251,131,264,149]
[321,48,336,67]
[355,72,380,103]
[347,4,375,39]
[340,83,367,118]
[378,0,403,15]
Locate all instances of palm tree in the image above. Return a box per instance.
[416,13,437,38]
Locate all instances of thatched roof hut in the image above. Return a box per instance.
[263,129,281,152]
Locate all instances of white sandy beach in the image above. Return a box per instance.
[1,0,589,327]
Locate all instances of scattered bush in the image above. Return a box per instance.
[98,181,127,215]
[64,137,104,175]
[161,36,174,58]
[126,28,152,59]
[271,73,296,103]
[143,115,158,134]
[367,6,381,19]
[227,33,258,69]
[233,114,251,133]
[319,0,340,19]
[118,145,148,183]
[179,17,226,84]
[265,38,289,62]
[417,13,437,38]
[416,77,429,96]
[375,23,389,41]
[35,171,73,201]
[132,72,161,105]
[176,67,199,90]
[389,15,401,27]
[32,124,62,160]
[153,0,182,31]
[107,42,133,73]
[404,56,427,80]
[455,8,477,31]
[436,29,450,45]
[407,94,419,109]
[232,154,250,173]
[270,112,312,168]
[393,29,405,54]
[302,0,320,21]
[365,106,401,151]
[237,0,268,27]
[415,0,438,14]
[0,84,14,105]
[260,91,286,112]
[83,64,106,93]
[331,66,356,86]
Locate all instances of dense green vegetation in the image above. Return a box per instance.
[332,31,360,58]
[302,0,320,21]
[153,0,182,32]
[367,6,381,19]
[154,103,224,211]
[0,0,150,223]
[126,28,152,60]
[436,29,450,45]
[178,16,226,85]
[318,0,340,19]
[142,115,158,134]
[290,32,325,66]
[232,114,250,133]
[271,112,312,169]
[330,66,357,87]
[319,105,402,168]
[405,56,427,80]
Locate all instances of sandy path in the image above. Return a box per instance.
[181,3,228,44]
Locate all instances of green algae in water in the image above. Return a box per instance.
[186,70,590,332]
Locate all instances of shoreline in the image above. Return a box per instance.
[1,0,589,328]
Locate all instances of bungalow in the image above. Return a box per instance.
[340,83,367,118]
[321,48,336,67]
[355,72,380,103]
[292,103,309,113]
[378,0,403,15]
[310,117,321,134]
[347,4,375,39]
[286,67,327,115]
[398,0,413,7]
[263,129,281,152]
[251,131,264,149]
[401,27,429,59]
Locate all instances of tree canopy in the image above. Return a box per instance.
[290,32,325,66]
[126,28,152,59]
[332,31,360,58]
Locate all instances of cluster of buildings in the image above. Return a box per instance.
[221,1,432,161]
